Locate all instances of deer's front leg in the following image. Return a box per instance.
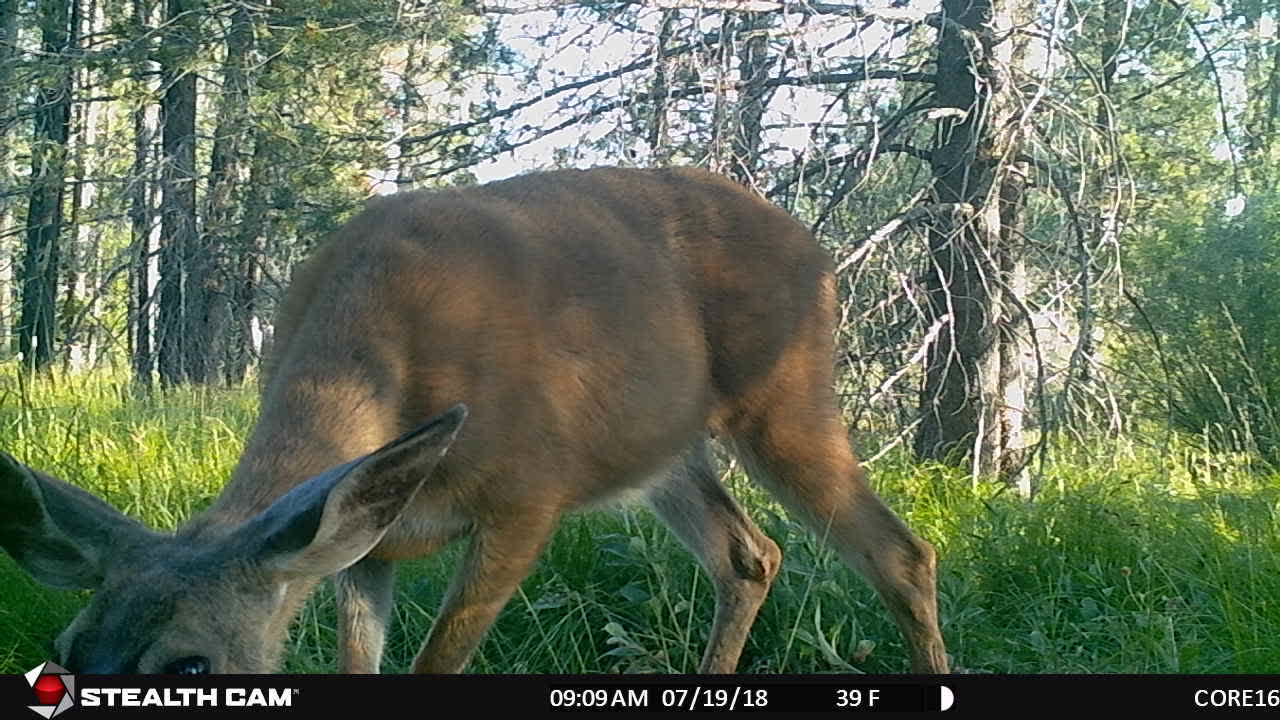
[336,555,397,673]
[412,515,558,673]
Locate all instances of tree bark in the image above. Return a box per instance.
[646,10,678,162]
[728,10,773,188]
[129,0,160,389]
[0,0,19,356]
[157,0,200,386]
[915,0,1032,475]
[201,4,254,385]
[226,137,269,385]
[63,0,106,373]
[20,0,75,372]
[130,103,159,389]
[997,163,1030,494]
[707,12,735,174]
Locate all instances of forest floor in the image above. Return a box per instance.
[1,371,1277,674]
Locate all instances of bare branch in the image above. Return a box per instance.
[833,185,932,276]
[479,0,935,25]
[883,142,931,164]
[408,65,934,169]
[768,90,933,200]
[397,35,728,149]
[865,312,951,410]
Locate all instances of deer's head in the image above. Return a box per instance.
[0,405,467,673]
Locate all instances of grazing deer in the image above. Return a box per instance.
[0,166,948,675]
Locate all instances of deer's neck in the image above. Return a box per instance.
[184,360,401,536]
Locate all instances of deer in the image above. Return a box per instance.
[0,166,949,675]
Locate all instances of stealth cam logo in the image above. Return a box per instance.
[24,661,75,718]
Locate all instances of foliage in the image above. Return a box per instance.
[1117,193,1280,461]
[1,370,1278,674]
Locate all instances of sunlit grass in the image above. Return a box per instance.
[1,368,1278,674]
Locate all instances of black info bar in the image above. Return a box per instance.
[5,673,1279,717]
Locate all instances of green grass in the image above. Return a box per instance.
[2,369,1278,674]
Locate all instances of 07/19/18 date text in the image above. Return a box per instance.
[549,686,770,711]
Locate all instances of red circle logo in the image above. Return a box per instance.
[33,674,66,706]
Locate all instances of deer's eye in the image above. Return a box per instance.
[163,656,211,675]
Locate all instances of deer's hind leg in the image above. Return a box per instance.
[723,339,949,673]
[647,441,782,673]
[728,399,948,672]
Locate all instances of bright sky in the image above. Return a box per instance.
[465,1,930,184]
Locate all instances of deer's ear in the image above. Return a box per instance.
[0,453,151,590]
[242,405,468,579]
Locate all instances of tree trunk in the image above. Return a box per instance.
[130,101,159,389]
[915,0,1031,475]
[646,10,678,162]
[226,138,269,385]
[728,11,773,188]
[707,12,735,174]
[997,164,1030,495]
[201,4,254,385]
[0,0,19,357]
[63,0,104,373]
[157,0,200,386]
[391,38,423,190]
[20,0,74,372]
[1070,0,1125,395]
[130,0,160,389]
[225,15,285,386]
